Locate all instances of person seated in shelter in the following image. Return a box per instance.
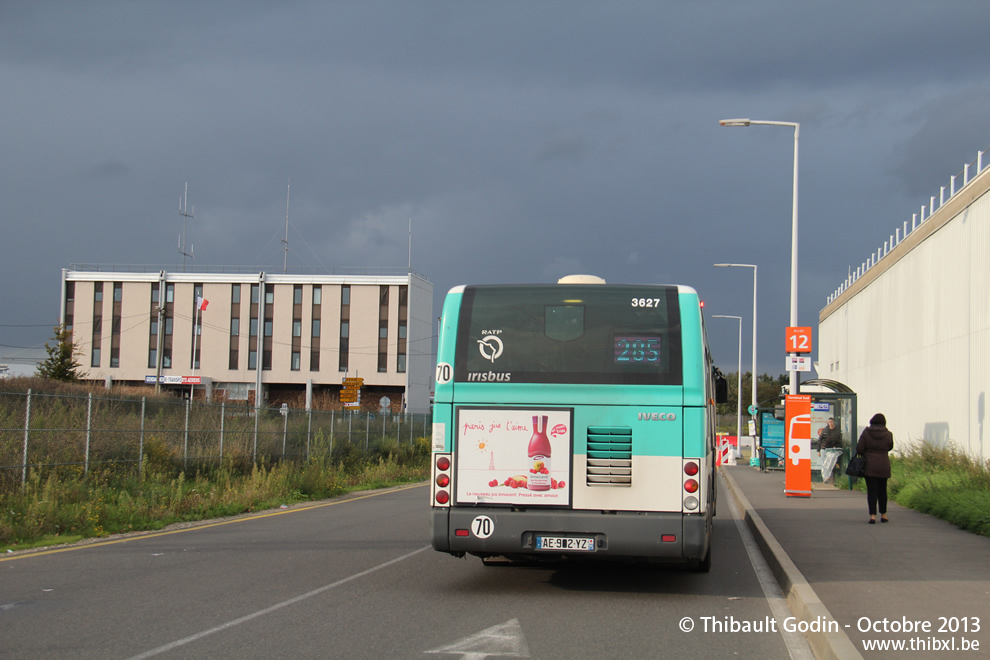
[817,417,843,484]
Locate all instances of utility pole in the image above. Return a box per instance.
[179,183,194,271]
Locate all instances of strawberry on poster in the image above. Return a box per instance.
[456,408,571,505]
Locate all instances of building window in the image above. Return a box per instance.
[248,350,257,370]
[232,283,241,304]
[110,348,119,368]
[151,286,159,304]
[94,283,103,303]
[251,284,259,304]
[231,318,240,336]
[151,319,158,335]
[310,350,320,371]
[293,320,302,337]
[397,354,406,373]
[148,348,157,369]
[165,317,173,335]
[265,289,274,305]
[250,318,258,336]
[339,286,350,372]
[293,286,303,305]
[264,320,273,337]
[291,351,301,371]
[163,351,172,369]
[313,286,322,305]
[312,319,321,337]
[113,283,122,302]
[91,347,101,368]
[378,286,389,373]
[166,283,174,303]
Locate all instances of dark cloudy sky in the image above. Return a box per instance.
[2,1,989,377]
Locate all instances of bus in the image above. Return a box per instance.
[429,275,727,570]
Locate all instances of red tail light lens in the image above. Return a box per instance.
[684,479,699,493]
[436,456,451,471]
[683,461,699,476]
[436,474,450,488]
[435,490,449,504]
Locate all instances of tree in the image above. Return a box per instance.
[716,371,790,416]
[36,324,83,382]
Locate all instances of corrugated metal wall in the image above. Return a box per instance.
[820,181,990,462]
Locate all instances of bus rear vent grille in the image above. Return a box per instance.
[586,426,632,486]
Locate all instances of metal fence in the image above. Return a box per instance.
[0,389,432,492]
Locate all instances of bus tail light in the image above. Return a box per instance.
[683,461,699,476]
[684,479,699,493]
[432,453,451,507]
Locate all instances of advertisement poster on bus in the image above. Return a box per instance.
[455,408,572,506]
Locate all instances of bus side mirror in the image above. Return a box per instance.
[773,405,786,420]
[714,376,728,404]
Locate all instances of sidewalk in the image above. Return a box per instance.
[721,464,990,659]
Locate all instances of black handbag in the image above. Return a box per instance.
[845,454,866,477]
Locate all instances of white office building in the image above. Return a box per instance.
[61,266,434,413]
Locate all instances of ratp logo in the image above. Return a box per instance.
[477,336,504,363]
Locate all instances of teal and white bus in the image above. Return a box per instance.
[429,276,727,570]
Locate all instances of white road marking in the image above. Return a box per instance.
[426,618,530,659]
[127,545,431,659]
[721,473,814,660]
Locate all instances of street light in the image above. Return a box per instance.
[719,118,800,395]
[713,314,742,466]
[714,263,757,419]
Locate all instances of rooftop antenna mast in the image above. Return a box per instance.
[282,179,290,274]
[178,183,194,271]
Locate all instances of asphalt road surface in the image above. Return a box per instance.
[1,478,811,659]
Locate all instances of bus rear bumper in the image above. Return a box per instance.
[431,507,710,563]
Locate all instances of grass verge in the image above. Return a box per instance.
[836,443,990,537]
[1,449,429,553]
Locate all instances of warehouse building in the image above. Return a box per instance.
[819,146,990,462]
[60,266,434,413]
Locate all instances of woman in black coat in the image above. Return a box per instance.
[856,413,894,524]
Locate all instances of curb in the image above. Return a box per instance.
[721,468,862,660]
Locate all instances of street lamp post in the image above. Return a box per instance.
[714,263,757,418]
[713,314,742,466]
[719,118,800,395]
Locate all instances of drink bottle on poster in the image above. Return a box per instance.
[527,415,552,491]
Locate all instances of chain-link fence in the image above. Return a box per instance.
[0,389,432,493]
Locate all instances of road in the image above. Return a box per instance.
[1,478,811,659]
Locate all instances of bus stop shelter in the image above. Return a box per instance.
[756,379,857,486]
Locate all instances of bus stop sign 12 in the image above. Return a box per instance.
[785,326,812,353]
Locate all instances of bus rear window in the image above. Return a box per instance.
[454,285,682,385]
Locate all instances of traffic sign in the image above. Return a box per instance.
[786,356,812,372]
[747,404,758,416]
[785,326,812,353]
[342,377,364,385]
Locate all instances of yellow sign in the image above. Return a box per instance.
[342,377,364,385]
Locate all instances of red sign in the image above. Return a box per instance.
[785,326,812,353]
[784,395,812,498]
